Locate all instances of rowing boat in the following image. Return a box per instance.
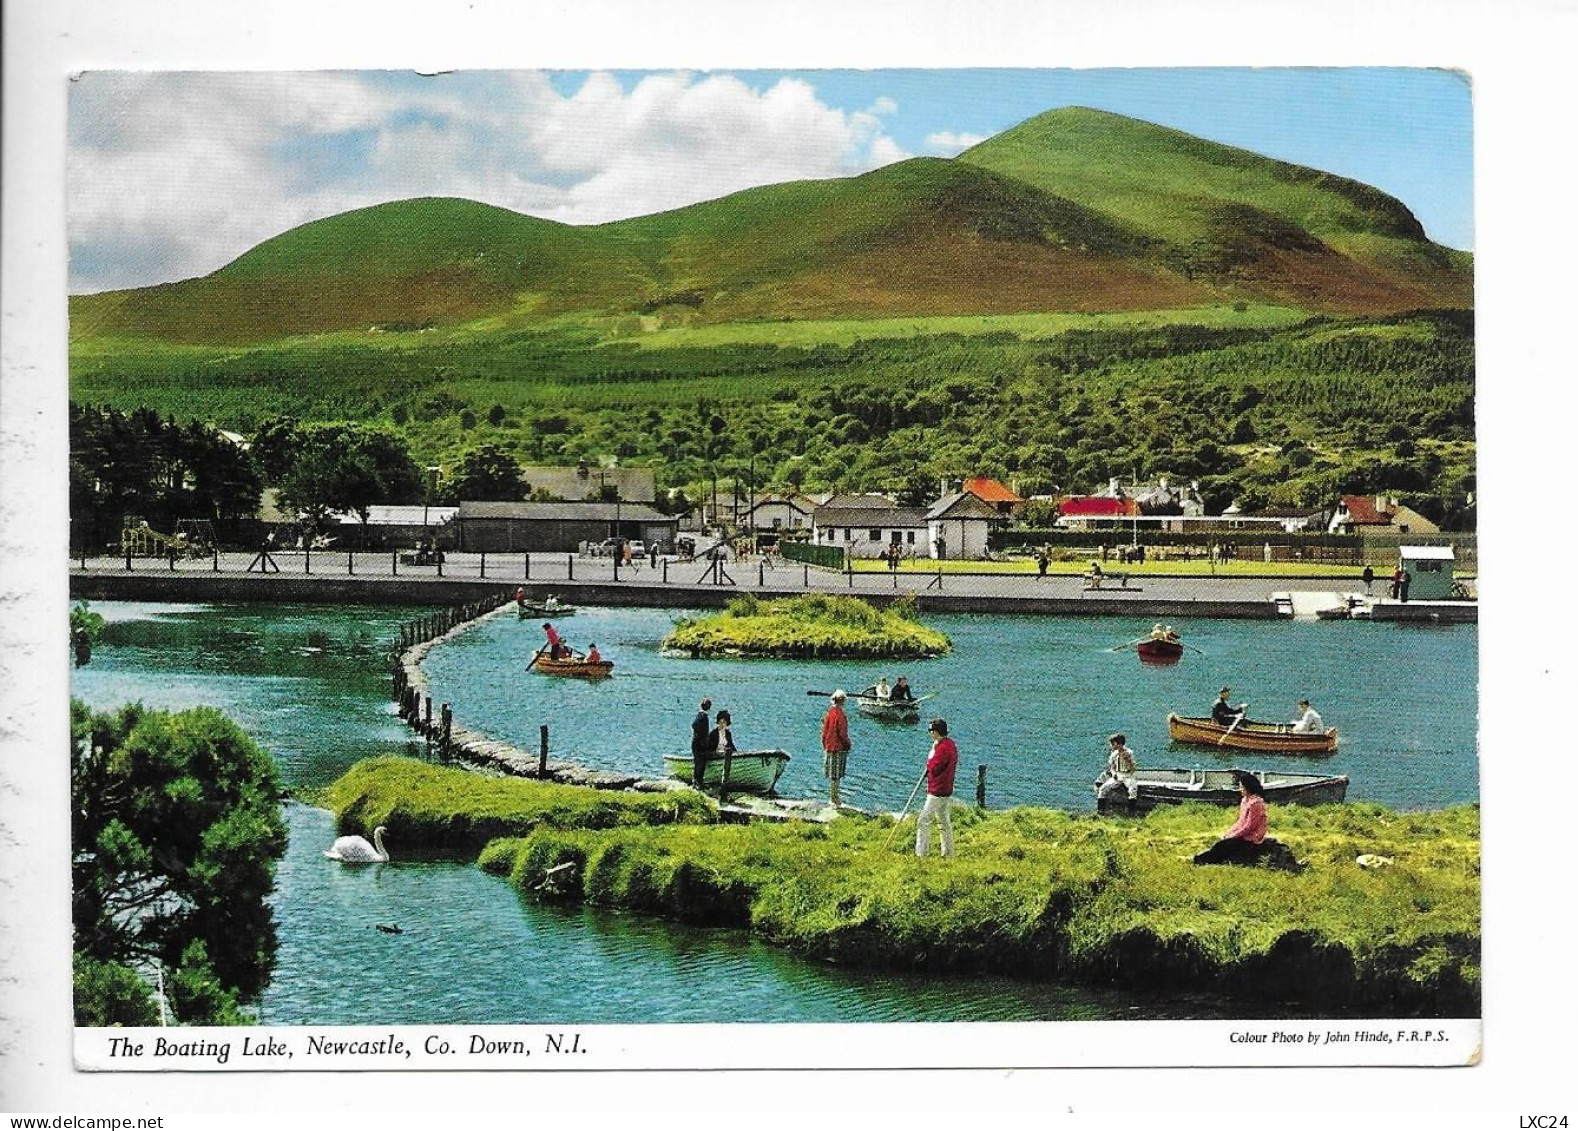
[517,601,577,618]
[1168,713,1338,755]
[1095,766,1349,814]
[531,652,613,678]
[662,749,790,794]
[1136,638,1184,662]
[854,692,934,721]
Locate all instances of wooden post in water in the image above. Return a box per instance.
[423,697,433,755]
[440,703,452,761]
[539,725,549,778]
[976,764,987,809]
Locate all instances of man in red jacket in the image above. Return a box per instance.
[915,718,958,858]
[821,690,851,808]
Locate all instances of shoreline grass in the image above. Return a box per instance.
[662,593,951,659]
[325,757,1480,1016]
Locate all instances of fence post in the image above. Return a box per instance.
[393,552,399,576]
[539,724,549,778]
[663,559,669,584]
[524,553,530,581]
[125,544,132,571]
[437,551,443,577]
[759,560,765,587]
[613,556,619,582]
[480,551,487,578]
[976,765,987,809]
[348,550,354,575]
[568,554,574,581]
[168,546,176,571]
[213,548,219,572]
[804,563,809,588]
[305,544,312,574]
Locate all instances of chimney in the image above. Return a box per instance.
[1375,494,1387,515]
[1109,477,1121,496]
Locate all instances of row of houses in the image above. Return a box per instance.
[276,461,1445,560]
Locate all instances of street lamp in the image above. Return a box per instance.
[423,465,441,549]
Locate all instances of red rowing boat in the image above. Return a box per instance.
[1136,638,1184,663]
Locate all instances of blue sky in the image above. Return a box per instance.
[68,67,1471,293]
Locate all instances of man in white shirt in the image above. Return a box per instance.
[1291,699,1324,734]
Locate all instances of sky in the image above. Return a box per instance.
[66,67,1473,294]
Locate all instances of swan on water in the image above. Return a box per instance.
[324,825,389,863]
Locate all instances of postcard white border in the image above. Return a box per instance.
[5,0,1574,1119]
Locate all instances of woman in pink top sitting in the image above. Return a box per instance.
[1192,772,1269,865]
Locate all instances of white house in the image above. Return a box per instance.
[926,492,997,560]
[813,495,928,559]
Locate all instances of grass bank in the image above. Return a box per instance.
[318,757,716,853]
[662,594,951,660]
[324,758,1478,1015]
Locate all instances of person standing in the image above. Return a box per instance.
[1362,565,1375,593]
[821,690,852,808]
[691,698,713,789]
[915,719,958,858]
[542,622,563,660]
[1037,549,1049,579]
[515,586,528,616]
[1193,772,1269,865]
[1399,568,1412,603]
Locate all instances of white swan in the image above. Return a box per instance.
[324,825,389,863]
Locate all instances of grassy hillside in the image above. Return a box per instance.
[68,109,1471,346]
[960,108,1471,311]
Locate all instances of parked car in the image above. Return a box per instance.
[628,540,646,558]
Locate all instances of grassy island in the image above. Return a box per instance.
[325,758,1479,1016]
[661,594,951,660]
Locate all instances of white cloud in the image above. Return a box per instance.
[924,130,988,156]
[67,70,914,291]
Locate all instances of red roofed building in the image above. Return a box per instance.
[1329,494,1440,540]
[1059,496,1140,518]
[961,476,1025,517]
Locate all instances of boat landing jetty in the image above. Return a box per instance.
[70,551,1475,622]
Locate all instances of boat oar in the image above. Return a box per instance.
[883,767,930,849]
[1184,644,1209,656]
[1107,637,1148,652]
[806,690,834,697]
[1218,704,1248,745]
[526,647,545,672]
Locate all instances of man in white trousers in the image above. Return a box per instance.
[916,719,959,858]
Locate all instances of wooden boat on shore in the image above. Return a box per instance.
[1168,713,1339,755]
[662,749,790,794]
[530,651,613,678]
[854,691,934,721]
[1096,767,1350,814]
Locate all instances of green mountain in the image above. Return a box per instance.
[70,108,1470,345]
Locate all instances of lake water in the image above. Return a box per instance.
[426,606,1479,811]
[71,600,1477,1024]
